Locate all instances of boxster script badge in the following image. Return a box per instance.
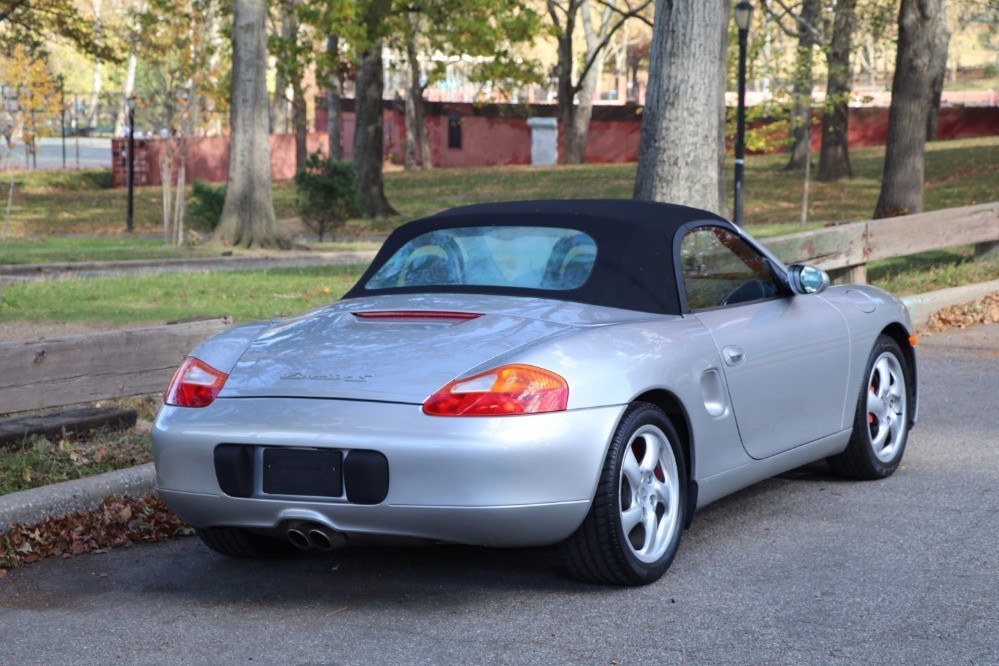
[282,372,373,383]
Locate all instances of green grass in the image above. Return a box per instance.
[740,136,999,225]
[0,168,298,238]
[869,247,999,296]
[2,136,995,241]
[0,429,152,495]
[0,264,366,325]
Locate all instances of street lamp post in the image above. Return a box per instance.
[126,96,136,233]
[733,1,753,226]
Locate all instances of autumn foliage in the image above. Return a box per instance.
[0,495,191,575]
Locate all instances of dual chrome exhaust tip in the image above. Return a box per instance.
[286,522,345,551]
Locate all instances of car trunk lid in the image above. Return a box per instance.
[218,303,570,404]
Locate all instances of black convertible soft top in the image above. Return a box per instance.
[343,199,730,315]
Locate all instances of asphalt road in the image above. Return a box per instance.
[3,137,112,171]
[1,325,997,664]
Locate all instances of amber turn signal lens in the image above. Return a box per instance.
[909,335,918,347]
[423,364,569,416]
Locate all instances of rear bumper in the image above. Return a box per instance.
[158,489,591,547]
[153,398,624,547]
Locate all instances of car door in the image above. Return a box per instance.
[678,225,851,459]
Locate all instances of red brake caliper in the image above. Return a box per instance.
[868,385,877,424]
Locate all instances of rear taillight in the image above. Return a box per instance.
[164,357,228,408]
[423,364,568,417]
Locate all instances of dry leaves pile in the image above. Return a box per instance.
[0,495,192,574]
[923,292,999,334]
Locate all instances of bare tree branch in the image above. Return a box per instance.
[592,0,653,27]
[571,2,647,94]
[765,0,824,41]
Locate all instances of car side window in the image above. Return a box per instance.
[679,226,779,309]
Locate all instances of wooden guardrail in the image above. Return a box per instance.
[760,202,999,284]
[0,317,231,415]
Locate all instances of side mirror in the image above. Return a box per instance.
[787,264,830,295]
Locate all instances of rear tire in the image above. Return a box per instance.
[196,526,295,559]
[828,334,912,479]
[559,403,686,586]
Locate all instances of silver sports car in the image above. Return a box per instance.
[153,200,917,585]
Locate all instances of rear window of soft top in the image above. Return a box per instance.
[365,226,597,292]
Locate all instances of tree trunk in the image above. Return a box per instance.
[114,50,138,137]
[551,1,580,165]
[818,0,856,182]
[173,159,186,245]
[403,33,419,170]
[415,84,432,169]
[634,0,726,215]
[614,22,628,100]
[925,1,950,142]
[282,0,307,172]
[161,150,172,245]
[325,36,343,160]
[874,0,946,219]
[85,0,104,130]
[271,0,295,134]
[86,59,103,130]
[715,0,729,219]
[212,0,284,248]
[292,77,307,173]
[353,42,397,217]
[403,86,418,170]
[204,6,226,136]
[784,0,820,171]
[271,82,288,135]
[564,0,605,165]
[405,25,433,169]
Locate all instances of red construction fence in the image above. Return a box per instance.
[112,102,999,187]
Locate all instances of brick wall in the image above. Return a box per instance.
[112,104,999,187]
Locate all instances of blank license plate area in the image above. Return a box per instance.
[262,448,343,497]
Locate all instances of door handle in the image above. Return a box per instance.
[723,346,745,366]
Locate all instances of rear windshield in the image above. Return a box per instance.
[365,226,597,291]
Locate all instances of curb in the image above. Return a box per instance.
[0,463,155,534]
[903,278,999,328]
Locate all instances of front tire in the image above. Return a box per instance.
[559,403,686,586]
[828,334,912,479]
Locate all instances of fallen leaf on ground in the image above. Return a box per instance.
[922,291,999,334]
[0,495,190,571]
